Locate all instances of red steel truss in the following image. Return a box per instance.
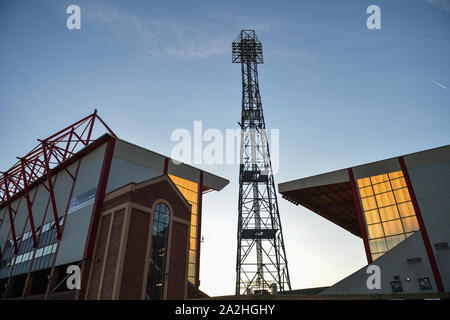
[0,110,117,254]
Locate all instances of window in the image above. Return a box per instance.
[357,170,420,261]
[146,203,171,300]
[168,174,199,285]
[418,278,432,290]
[391,281,403,293]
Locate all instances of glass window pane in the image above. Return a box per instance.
[146,203,171,300]
[375,191,395,208]
[390,177,406,190]
[385,234,405,250]
[191,214,197,226]
[190,226,197,238]
[364,210,380,225]
[188,264,196,278]
[394,188,411,203]
[362,196,377,211]
[388,171,403,179]
[357,177,371,188]
[379,205,399,221]
[367,223,384,239]
[359,186,373,198]
[402,216,419,233]
[372,181,391,194]
[189,250,196,263]
[190,238,196,251]
[371,174,388,184]
[383,219,403,236]
[369,238,387,254]
[398,201,415,217]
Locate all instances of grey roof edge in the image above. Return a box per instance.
[278,144,450,193]
[106,133,230,191]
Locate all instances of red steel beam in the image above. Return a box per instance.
[19,159,38,248]
[348,168,373,264]
[2,174,19,255]
[82,137,116,260]
[41,141,62,240]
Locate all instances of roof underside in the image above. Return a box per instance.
[281,182,361,238]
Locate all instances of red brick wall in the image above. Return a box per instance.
[85,177,191,300]
[119,208,150,300]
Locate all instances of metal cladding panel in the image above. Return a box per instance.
[113,139,165,172]
[0,206,11,248]
[48,162,79,223]
[106,156,161,194]
[168,159,200,184]
[202,171,229,191]
[113,138,229,191]
[278,169,349,193]
[55,143,107,266]
[404,154,450,291]
[10,199,27,239]
[323,231,437,294]
[352,158,401,180]
[28,184,50,232]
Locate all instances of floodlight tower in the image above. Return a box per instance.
[233,30,291,295]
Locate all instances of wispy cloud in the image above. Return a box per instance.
[424,76,448,90]
[427,0,450,13]
[83,2,229,60]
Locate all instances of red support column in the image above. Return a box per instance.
[19,159,38,248]
[348,168,373,264]
[2,174,18,255]
[76,137,116,300]
[83,138,116,260]
[41,141,62,240]
[195,171,204,288]
[398,156,445,292]
[163,157,169,175]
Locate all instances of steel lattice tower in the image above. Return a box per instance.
[233,30,291,295]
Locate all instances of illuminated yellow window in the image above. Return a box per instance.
[375,191,395,208]
[394,188,411,203]
[402,216,419,233]
[362,197,377,211]
[390,177,406,190]
[379,205,399,221]
[368,223,384,239]
[370,173,388,184]
[388,171,403,179]
[382,219,403,236]
[357,177,371,188]
[359,186,373,198]
[169,174,199,285]
[190,226,197,238]
[372,181,391,194]
[357,170,420,261]
[364,209,380,225]
[190,237,197,251]
[398,202,415,218]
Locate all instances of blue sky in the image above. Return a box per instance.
[0,0,449,296]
